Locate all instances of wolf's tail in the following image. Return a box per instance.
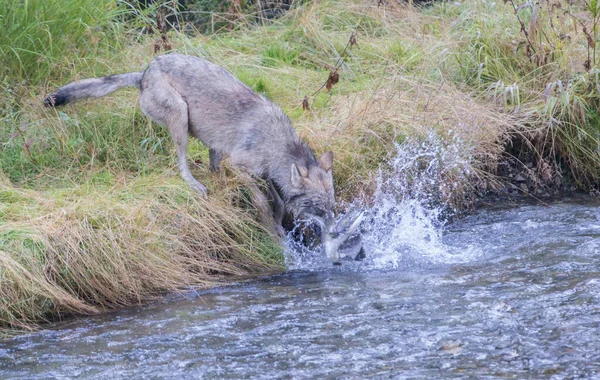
[44,72,144,107]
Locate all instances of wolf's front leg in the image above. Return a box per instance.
[268,180,286,238]
[268,180,285,227]
[209,149,222,172]
[235,173,283,237]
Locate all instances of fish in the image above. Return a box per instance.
[323,210,366,264]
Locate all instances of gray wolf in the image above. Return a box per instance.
[44,53,335,226]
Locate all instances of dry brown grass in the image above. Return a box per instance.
[0,177,282,333]
[296,75,527,207]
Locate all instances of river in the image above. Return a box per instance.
[1,196,599,379]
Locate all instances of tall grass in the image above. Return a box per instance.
[0,178,283,332]
[1,95,171,188]
[447,0,600,188]
[0,0,125,85]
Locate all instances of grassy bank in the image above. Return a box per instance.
[2,0,600,332]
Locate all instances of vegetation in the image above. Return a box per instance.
[2,0,600,333]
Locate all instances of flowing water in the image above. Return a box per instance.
[2,138,600,379]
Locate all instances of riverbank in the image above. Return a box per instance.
[2,0,599,333]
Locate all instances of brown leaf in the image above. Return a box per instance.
[329,70,340,85]
[302,96,310,111]
[325,71,340,92]
[162,35,172,51]
[154,40,161,53]
[587,34,596,49]
[349,32,357,47]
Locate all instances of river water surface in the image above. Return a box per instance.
[1,196,600,379]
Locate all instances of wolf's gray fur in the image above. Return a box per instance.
[45,53,335,223]
[44,73,144,107]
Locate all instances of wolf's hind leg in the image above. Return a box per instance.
[139,82,207,195]
[209,149,222,172]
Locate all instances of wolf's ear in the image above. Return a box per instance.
[291,164,305,187]
[318,151,334,173]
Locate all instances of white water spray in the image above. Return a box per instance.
[285,130,483,270]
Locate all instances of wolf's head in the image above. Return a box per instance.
[286,151,335,223]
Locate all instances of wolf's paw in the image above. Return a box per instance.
[187,178,208,197]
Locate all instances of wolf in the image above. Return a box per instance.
[44,53,335,226]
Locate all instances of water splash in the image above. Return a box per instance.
[285,130,482,270]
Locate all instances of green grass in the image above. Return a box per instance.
[444,0,600,188]
[0,0,125,85]
[1,99,171,188]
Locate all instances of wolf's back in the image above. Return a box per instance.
[44,72,144,107]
